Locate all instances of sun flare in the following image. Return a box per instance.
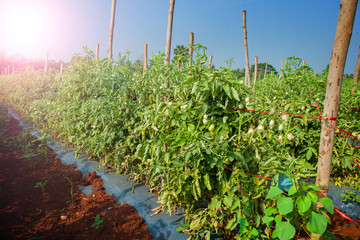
[0,0,55,57]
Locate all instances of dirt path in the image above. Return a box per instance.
[0,105,154,240]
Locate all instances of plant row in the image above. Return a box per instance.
[0,46,359,240]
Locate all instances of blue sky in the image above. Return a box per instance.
[1,0,359,74]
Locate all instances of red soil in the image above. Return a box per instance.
[0,106,154,240]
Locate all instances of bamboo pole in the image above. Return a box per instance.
[314,2,357,239]
[7,65,10,76]
[208,55,213,69]
[96,43,100,60]
[60,63,63,74]
[264,60,268,79]
[12,65,14,76]
[118,52,121,59]
[253,56,258,92]
[352,45,360,94]
[189,32,194,66]
[143,44,148,73]
[242,10,251,87]
[281,58,284,70]
[44,51,49,73]
[107,0,116,59]
[165,0,175,64]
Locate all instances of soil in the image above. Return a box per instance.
[0,105,154,240]
[328,211,360,240]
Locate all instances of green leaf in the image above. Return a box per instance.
[274,214,282,223]
[209,198,221,209]
[231,87,240,101]
[250,228,259,236]
[223,84,232,98]
[265,207,277,216]
[188,124,195,131]
[307,211,327,235]
[266,187,283,200]
[262,215,274,225]
[239,216,248,227]
[288,185,297,195]
[223,196,233,208]
[308,191,319,203]
[277,196,294,215]
[306,149,313,160]
[203,173,212,191]
[319,197,334,214]
[190,218,201,230]
[296,195,312,214]
[226,216,236,230]
[272,221,296,240]
[191,82,199,94]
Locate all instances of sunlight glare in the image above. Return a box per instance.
[0,0,55,58]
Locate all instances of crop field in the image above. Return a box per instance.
[0,46,359,239]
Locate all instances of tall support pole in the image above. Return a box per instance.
[302,60,305,75]
[108,0,117,59]
[60,63,63,74]
[314,3,357,239]
[352,45,360,94]
[189,32,194,66]
[45,51,49,73]
[264,60,268,79]
[12,65,14,76]
[253,56,258,92]
[143,44,148,73]
[208,55,213,69]
[242,10,251,87]
[165,0,175,64]
[96,43,100,60]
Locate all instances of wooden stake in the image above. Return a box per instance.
[143,44,148,73]
[189,32,194,66]
[12,65,14,76]
[242,10,251,87]
[303,60,305,75]
[264,60,268,79]
[253,56,258,92]
[7,65,10,76]
[107,0,117,59]
[315,2,357,239]
[281,58,284,70]
[208,55,213,69]
[165,0,175,64]
[45,52,49,73]
[118,52,121,59]
[60,63,63,74]
[96,43,100,60]
[352,45,360,94]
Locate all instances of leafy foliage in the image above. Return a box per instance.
[0,45,358,239]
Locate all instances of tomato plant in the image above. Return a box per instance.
[0,45,358,239]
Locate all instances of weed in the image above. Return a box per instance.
[91,214,103,230]
[65,176,74,210]
[34,180,48,193]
